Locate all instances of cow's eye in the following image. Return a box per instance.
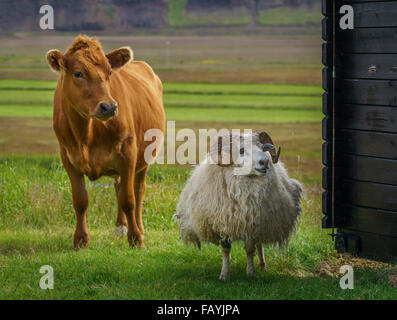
[239,148,244,155]
[74,71,83,78]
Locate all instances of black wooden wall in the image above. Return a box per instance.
[322,0,397,260]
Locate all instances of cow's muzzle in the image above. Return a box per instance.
[96,102,118,120]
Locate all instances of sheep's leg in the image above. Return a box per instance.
[256,244,267,271]
[219,239,231,281]
[245,241,256,277]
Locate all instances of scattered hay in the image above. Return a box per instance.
[315,254,392,278]
[388,274,397,288]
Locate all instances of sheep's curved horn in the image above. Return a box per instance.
[265,145,281,164]
[257,131,281,163]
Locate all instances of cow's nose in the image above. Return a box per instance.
[99,102,117,116]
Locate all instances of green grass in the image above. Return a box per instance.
[164,82,323,96]
[259,5,322,26]
[0,90,54,104]
[0,90,320,109]
[167,0,250,27]
[0,80,322,96]
[0,79,57,90]
[1,156,395,299]
[166,107,321,123]
[0,105,321,123]
[0,80,322,122]
[164,93,320,110]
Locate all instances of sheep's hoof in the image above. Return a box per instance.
[219,273,229,281]
[114,225,128,237]
[246,268,255,277]
[258,263,267,272]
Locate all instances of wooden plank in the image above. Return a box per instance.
[322,116,331,140]
[323,155,397,187]
[322,166,343,190]
[322,0,333,17]
[335,104,397,134]
[323,129,397,164]
[340,154,397,185]
[336,53,397,80]
[322,17,332,42]
[341,180,397,211]
[338,79,397,106]
[342,0,394,2]
[337,28,397,53]
[337,129,397,160]
[322,42,333,67]
[322,142,333,165]
[341,206,397,237]
[322,67,332,91]
[323,92,332,115]
[336,1,397,28]
[338,228,397,260]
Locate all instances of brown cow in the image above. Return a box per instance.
[46,35,165,249]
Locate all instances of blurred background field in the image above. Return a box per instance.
[1,0,395,300]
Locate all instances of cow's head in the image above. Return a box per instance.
[46,35,133,121]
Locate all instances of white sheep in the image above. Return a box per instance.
[174,130,302,280]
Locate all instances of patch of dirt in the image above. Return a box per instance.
[315,254,392,278]
[388,274,397,287]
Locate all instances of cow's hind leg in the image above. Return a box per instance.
[134,167,148,235]
[114,177,128,236]
[60,148,89,248]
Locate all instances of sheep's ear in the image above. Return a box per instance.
[106,46,133,70]
[46,49,65,72]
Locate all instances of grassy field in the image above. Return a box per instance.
[0,156,396,300]
[0,35,322,83]
[0,80,322,122]
[0,34,396,300]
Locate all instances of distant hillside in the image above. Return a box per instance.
[0,0,320,33]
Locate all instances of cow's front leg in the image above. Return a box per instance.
[60,148,89,248]
[114,178,128,236]
[118,159,145,249]
[134,167,148,235]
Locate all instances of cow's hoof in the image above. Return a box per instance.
[133,241,146,250]
[128,237,146,249]
[73,235,89,249]
[114,225,128,237]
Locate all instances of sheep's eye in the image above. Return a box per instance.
[74,71,83,78]
[239,148,244,155]
[107,70,112,80]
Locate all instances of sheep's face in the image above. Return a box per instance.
[211,132,280,176]
[240,140,272,176]
[233,135,274,176]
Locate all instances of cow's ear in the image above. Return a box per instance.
[46,49,65,72]
[106,47,133,70]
